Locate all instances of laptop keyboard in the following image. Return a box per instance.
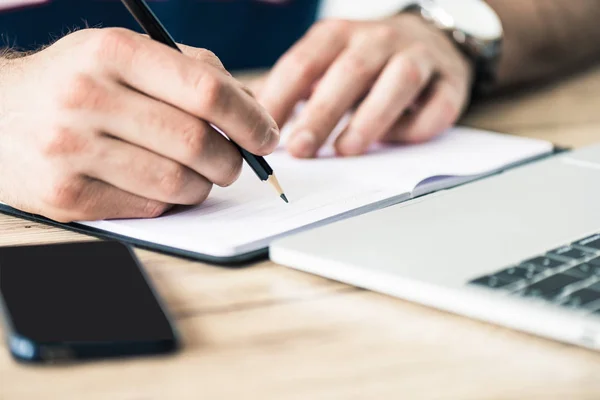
[469,233,600,315]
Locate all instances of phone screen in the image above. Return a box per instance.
[0,241,177,360]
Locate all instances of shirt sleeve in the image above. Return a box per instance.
[317,0,414,20]
[0,0,47,11]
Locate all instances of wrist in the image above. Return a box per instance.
[0,54,30,113]
[401,0,503,95]
[390,13,477,91]
[0,56,15,91]
[0,50,27,80]
[0,55,21,80]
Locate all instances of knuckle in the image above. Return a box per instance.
[314,19,352,38]
[143,200,170,218]
[141,106,170,138]
[341,53,376,77]
[41,125,85,157]
[398,55,425,87]
[194,182,213,204]
[411,43,430,58]
[218,153,243,187]
[195,49,221,65]
[194,48,218,60]
[194,73,225,115]
[58,74,107,111]
[193,48,228,73]
[311,102,338,126]
[43,176,85,210]
[179,120,210,161]
[158,163,188,199]
[89,28,137,63]
[370,25,397,44]
[281,52,321,83]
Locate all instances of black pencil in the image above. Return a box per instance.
[120,0,288,204]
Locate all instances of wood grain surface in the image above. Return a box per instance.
[2,68,600,400]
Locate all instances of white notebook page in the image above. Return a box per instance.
[78,127,552,257]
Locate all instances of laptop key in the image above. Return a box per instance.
[548,246,595,261]
[574,234,600,251]
[493,266,537,281]
[469,275,515,289]
[521,274,581,299]
[588,257,600,267]
[564,263,600,279]
[520,256,564,271]
[587,282,600,292]
[560,289,600,308]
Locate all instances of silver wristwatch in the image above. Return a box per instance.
[403,0,504,93]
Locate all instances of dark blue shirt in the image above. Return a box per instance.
[0,0,320,70]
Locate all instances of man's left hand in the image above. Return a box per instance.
[257,14,474,158]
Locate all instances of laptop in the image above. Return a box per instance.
[270,143,600,350]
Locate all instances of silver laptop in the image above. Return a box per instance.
[270,143,600,350]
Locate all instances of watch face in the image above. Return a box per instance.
[435,0,503,40]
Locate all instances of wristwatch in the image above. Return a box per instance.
[402,0,504,94]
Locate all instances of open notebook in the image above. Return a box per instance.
[28,126,547,263]
[0,127,554,262]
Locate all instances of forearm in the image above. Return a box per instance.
[0,49,32,121]
[486,0,600,89]
[0,49,29,78]
[0,47,31,60]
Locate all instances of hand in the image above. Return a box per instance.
[0,28,279,222]
[257,14,474,158]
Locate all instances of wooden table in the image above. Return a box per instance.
[2,68,600,400]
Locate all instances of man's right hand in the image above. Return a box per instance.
[0,28,279,222]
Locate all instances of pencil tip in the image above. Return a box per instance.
[267,174,288,203]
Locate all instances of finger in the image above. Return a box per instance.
[96,84,243,187]
[85,136,213,205]
[258,20,350,127]
[335,48,435,156]
[136,34,229,74]
[178,44,257,98]
[244,74,267,98]
[287,35,393,158]
[43,177,171,222]
[177,45,229,74]
[94,29,278,155]
[383,79,466,143]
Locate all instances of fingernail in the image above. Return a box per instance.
[289,130,316,158]
[261,127,280,153]
[340,132,366,155]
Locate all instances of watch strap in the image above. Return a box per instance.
[402,0,503,96]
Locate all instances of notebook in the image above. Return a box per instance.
[0,126,554,264]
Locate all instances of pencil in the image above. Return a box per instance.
[120,0,289,204]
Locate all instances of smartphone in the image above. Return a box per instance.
[0,240,179,363]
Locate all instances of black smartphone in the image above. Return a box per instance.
[0,241,179,363]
